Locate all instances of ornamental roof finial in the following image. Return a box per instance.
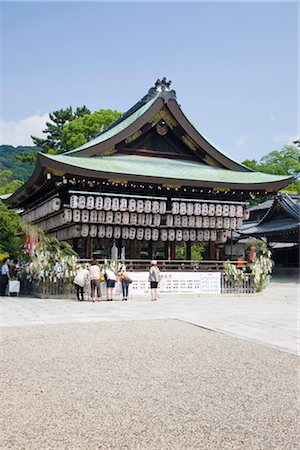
[147,77,177,100]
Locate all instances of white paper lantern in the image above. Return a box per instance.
[114,227,121,239]
[159,201,167,214]
[90,210,98,223]
[98,225,106,238]
[216,217,223,229]
[136,199,144,213]
[237,218,243,229]
[103,197,112,211]
[138,214,146,225]
[136,228,144,240]
[215,204,223,216]
[82,210,89,223]
[73,210,81,222]
[129,227,136,240]
[201,203,208,216]
[95,196,103,210]
[52,198,61,211]
[122,212,130,225]
[230,218,237,229]
[174,215,181,227]
[106,211,114,223]
[81,224,89,237]
[168,229,175,241]
[223,217,230,229]
[128,199,136,212]
[111,197,120,211]
[114,212,122,224]
[122,227,129,239]
[210,230,217,241]
[229,205,236,217]
[153,214,161,227]
[70,195,78,209]
[222,204,229,216]
[86,196,95,210]
[202,217,210,228]
[144,200,152,213]
[194,203,201,216]
[144,228,152,241]
[181,216,188,228]
[218,231,227,243]
[64,209,72,223]
[106,226,113,239]
[166,214,174,227]
[204,230,210,241]
[195,216,202,228]
[152,201,160,214]
[161,229,168,241]
[119,198,127,211]
[98,211,106,223]
[152,229,159,241]
[145,214,153,226]
[179,202,187,215]
[130,213,137,225]
[197,230,204,241]
[176,229,183,241]
[171,202,180,215]
[90,225,97,237]
[187,202,194,216]
[190,230,196,241]
[208,204,215,216]
[183,230,190,241]
[78,196,86,209]
[236,205,244,218]
[209,217,216,228]
[244,209,250,220]
[188,216,195,227]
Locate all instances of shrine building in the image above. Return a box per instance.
[7,78,293,262]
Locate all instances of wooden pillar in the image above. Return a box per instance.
[209,241,215,260]
[86,237,93,260]
[129,240,136,259]
[186,242,191,260]
[170,242,176,260]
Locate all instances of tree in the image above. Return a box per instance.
[60,109,122,152]
[243,145,300,193]
[0,200,22,256]
[0,170,23,195]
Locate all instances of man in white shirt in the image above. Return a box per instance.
[74,266,89,301]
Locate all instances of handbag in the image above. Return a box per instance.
[99,273,105,282]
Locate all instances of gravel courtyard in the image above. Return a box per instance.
[1,319,298,450]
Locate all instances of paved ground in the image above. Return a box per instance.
[0,280,298,354]
[1,320,299,450]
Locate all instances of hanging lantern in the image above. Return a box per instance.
[208,204,215,216]
[209,217,216,228]
[229,205,236,217]
[70,195,78,209]
[73,210,81,222]
[201,203,208,216]
[144,200,152,213]
[210,230,217,241]
[98,225,106,238]
[222,204,229,216]
[197,230,204,241]
[171,201,180,215]
[128,198,136,212]
[114,212,122,224]
[195,216,202,228]
[215,204,223,216]
[136,228,144,240]
[237,218,243,229]
[82,210,90,223]
[166,214,174,227]
[145,214,153,226]
[64,209,72,223]
[202,217,210,228]
[104,197,112,211]
[153,214,161,227]
[174,215,181,227]
[119,198,127,211]
[204,229,210,241]
[52,198,61,211]
[244,209,250,220]
[78,196,86,209]
[217,231,228,243]
[90,225,97,237]
[95,196,103,210]
[223,217,230,229]
[129,227,136,240]
[90,210,98,223]
[183,230,189,241]
[176,229,183,241]
[236,205,243,217]
[187,202,194,216]
[122,227,129,239]
[106,211,114,223]
[168,229,176,241]
[81,224,89,237]
[161,229,168,241]
[130,213,138,225]
[194,203,201,216]
[144,228,152,241]
[112,197,120,211]
[230,218,237,229]
[114,227,121,239]
[86,196,95,210]
[190,230,196,241]
[188,216,195,227]
[136,199,144,213]
[152,229,159,241]
[216,217,223,228]
[181,216,188,228]
[106,226,113,238]
[98,211,106,223]
[159,201,167,214]
[152,201,160,214]
[138,213,146,225]
[122,212,130,225]
[179,202,187,215]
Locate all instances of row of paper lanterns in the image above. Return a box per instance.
[23,198,61,223]
[81,225,228,243]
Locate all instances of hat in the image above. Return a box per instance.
[150,260,157,266]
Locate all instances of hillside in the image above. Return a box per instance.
[0,145,39,181]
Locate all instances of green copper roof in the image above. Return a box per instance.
[44,153,291,186]
[66,95,159,154]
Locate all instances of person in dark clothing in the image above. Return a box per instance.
[0,258,11,296]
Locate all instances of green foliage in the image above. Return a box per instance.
[224,262,245,286]
[242,145,300,193]
[175,243,206,260]
[0,145,38,181]
[15,152,37,163]
[0,200,22,257]
[0,169,23,194]
[60,109,122,152]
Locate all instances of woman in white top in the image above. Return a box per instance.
[148,260,160,301]
[74,266,89,301]
[89,259,102,302]
[105,267,117,301]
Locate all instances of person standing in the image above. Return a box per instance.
[148,260,160,301]
[74,266,89,301]
[118,265,132,301]
[89,259,102,302]
[0,258,11,296]
[105,267,117,301]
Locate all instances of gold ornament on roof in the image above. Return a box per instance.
[96,146,116,157]
[182,134,197,151]
[148,107,177,129]
[125,131,142,143]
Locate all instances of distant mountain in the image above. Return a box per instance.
[0,145,39,181]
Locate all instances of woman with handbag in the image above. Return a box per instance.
[89,259,102,302]
[119,265,132,301]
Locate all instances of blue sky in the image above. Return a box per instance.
[0,1,298,162]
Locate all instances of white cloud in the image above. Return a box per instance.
[273,133,298,145]
[235,136,247,147]
[0,114,49,146]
